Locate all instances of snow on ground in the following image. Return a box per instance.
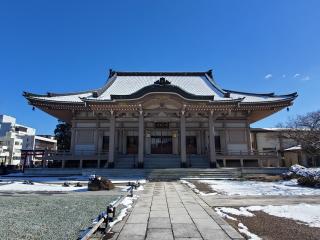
[196,179,320,196]
[0,181,87,192]
[216,204,320,228]
[289,165,320,178]
[248,204,320,228]
[0,175,146,184]
[180,180,217,196]
[238,223,262,240]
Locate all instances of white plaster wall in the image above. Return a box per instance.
[227,144,248,152]
[256,132,280,151]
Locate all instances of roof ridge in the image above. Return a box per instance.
[23,89,96,98]
[113,71,209,76]
[223,89,276,97]
[224,89,298,98]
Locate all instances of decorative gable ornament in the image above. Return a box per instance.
[154,77,171,85]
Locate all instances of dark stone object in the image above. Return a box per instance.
[23,180,34,185]
[88,175,114,191]
[74,182,83,187]
[63,182,70,187]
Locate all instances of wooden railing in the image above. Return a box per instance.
[216,150,278,157]
[45,149,277,162]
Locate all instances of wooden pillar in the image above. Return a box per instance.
[94,129,98,152]
[97,130,102,168]
[196,131,201,155]
[180,110,187,167]
[209,111,217,168]
[108,111,115,168]
[138,110,144,168]
[122,130,127,154]
[246,121,252,152]
[70,127,76,154]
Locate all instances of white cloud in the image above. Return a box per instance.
[301,76,310,81]
[265,74,272,79]
[293,73,301,78]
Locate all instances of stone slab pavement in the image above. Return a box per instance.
[200,194,320,207]
[110,182,244,240]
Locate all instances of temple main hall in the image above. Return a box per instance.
[24,70,297,168]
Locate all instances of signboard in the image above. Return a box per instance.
[154,122,169,129]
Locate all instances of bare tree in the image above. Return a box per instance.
[278,110,320,166]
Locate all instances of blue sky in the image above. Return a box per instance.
[0,0,319,134]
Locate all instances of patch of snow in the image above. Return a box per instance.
[238,223,262,240]
[195,179,320,196]
[109,194,138,228]
[111,179,147,184]
[217,204,320,228]
[216,207,255,217]
[284,145,301,151]
[214,208,237,221]
[248,204,320,228]
[0,176,88,183]
[0,182,87,192]
[180,180,217,196]
[289,164,320,178]
[136,185,144,191]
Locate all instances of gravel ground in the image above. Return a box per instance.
[0,192,121,240]
[189,180,216,193]
[225,211,320,240]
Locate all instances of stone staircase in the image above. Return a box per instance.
[82,168,241,180]
[114,155,210,169]
[23,167,241,180]
[189,155,210,168]
[144,155,181,169]
[114,155,137,168]
[146,168,241,180]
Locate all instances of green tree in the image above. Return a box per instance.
[54,121,71,150]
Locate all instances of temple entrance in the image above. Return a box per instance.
[127,136,138,154]
[151,136,173,154]
[186,136,197,154]
[215,136,221,154]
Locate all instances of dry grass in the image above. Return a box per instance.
[225,210,320,240]
[242,174,283,182]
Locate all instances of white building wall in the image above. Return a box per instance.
[0,115,37,165]
[255,132,280,152]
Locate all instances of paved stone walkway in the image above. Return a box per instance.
[111,182,244,240]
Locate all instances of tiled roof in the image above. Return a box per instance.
[96,75,226,100]
[24,70,297,104]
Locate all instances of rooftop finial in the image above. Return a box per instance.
[109,69,115,78]
[154,77,171,85]
[207,69,213,78]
